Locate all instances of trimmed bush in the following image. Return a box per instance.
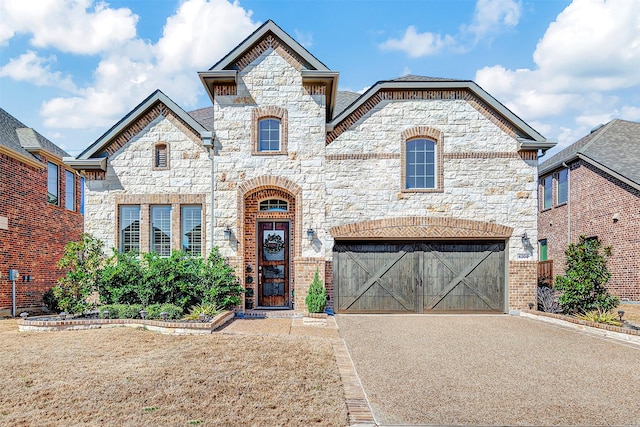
[99,304,144,319]
[305,268,326,313]
[145,303,183,320]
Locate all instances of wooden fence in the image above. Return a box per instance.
[538,260,554,286]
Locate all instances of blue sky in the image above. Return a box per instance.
[1,0,639,158]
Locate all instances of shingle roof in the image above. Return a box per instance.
[391,74,459,82]
[0,107,68,159]
[539,119,640,188]
[188,107,214,131]
[334,91,361,117]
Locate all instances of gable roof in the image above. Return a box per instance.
[69,90,212,170]
[539,119,640,190]
[0,107,68,168]
[198,20,339,119]
[326,76,551,149]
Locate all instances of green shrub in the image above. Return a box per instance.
[145,303,183,320]
[183,303,221,321]
[99,251,143,305]
[42,288,59,313]
[554,235,619,314]
[54,233,105,314]
[305,268,326,313]
[200,248,243,309]
[99,304,144,319]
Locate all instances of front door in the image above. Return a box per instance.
[258,221,289,307]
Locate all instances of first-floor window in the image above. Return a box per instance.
[181,206,202,255]
[120,206,140,253]
[151,205,172,256]
[65,170,75,211]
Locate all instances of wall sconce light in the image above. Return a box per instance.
[307,228,314,241]
[521,232,530,246]
[224,226,231,240]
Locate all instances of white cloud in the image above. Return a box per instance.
[380,26,455,57]
[475,0,640,150]
[0,0,138,54]
[463,0,522,42]
[32,0,259,132]
[0,51,77,92]
[294,30,313,49]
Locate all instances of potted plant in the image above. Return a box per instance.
[244,286,254,310]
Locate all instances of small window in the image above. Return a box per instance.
[539,239,548,261]
[120,206,140,253]
[65,170,75,211]
[556,169,568,205]
[406,138,436,189]
[47,162,59,205]
[542,176,552,210]
[181,206,202,255]
[258,119,280,151]
[259,199,288,211]
[154,143,168,169]
[151,205,172,256]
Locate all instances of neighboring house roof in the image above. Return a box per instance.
[70,90,212,170]
[539,119,640,190]
[0,107,68,168]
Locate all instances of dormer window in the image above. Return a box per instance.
[260,199,288,211]
[154,143,169,169]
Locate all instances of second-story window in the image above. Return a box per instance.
[557,168,568,205]
[154,143,169,169]
[258,118,281,151]
[65,170,75,211]
[47,162,59,205]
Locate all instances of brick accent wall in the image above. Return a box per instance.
[0,153,83,315]
[539,160,640,300]
[508,260,538,310]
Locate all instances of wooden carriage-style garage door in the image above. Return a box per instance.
[334,241,506,313]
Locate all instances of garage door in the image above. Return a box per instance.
[333,241,505,313]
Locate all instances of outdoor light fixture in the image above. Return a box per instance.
[59,312,67,320]
[307,228,314,241]
[20,312,28,320]
[199,313,207,323]
[521,232,530,246]
[160,312,168,321]
[224,226,231,240]
[139,309,147,320]
[102,309,110,319]
[528,303,534,310]
[618,310,625,321]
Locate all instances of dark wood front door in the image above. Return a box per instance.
[334,241,505,313]
[258,221,289,307]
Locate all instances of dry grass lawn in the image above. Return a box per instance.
[619,303,640,324]
[0,319,348,426]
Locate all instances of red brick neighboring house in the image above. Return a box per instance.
[0,108,84,316]
[538,119,640,301]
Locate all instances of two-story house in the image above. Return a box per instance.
[0,108,84,316]
[538,119,640,300]
[67,21,554,314]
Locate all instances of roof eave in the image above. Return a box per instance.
[63,157,107,171]
[328,81,547,142]
[79,90,210,160]
[518,138,557,153]
[198,70,238,104]
[301,70,339,120]
[577,153,640,191]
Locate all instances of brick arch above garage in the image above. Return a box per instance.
[329,217,513,240]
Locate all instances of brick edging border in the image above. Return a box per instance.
[17,311,235,335]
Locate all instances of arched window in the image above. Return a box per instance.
[258,118,281,151]
[405,138,436,189]
[260,199,288,211]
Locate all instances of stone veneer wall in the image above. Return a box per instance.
[83,115,212,254]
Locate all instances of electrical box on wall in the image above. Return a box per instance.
[8,269,19,281]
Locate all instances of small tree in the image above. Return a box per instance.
[554,235,619,314]
[53,233,105,314]
[305,268,326,313]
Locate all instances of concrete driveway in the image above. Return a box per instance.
[336,314,640,426]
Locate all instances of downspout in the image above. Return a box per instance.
[562,162,570,245]
[202,132,214,251]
